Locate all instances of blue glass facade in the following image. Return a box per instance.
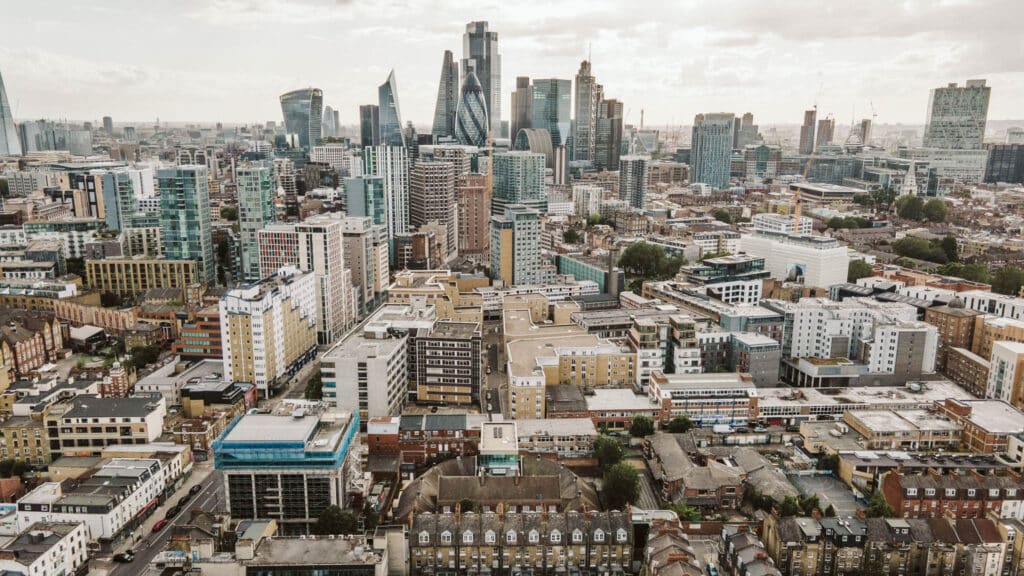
[212,411,359,471]
[378,71,405,148]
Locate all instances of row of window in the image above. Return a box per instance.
[419,528,628,546]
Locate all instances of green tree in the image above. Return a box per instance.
[892,237,947,264]
[817,453,840,475]
[847,260,873,283]
[304,374,324,400]
[864,491,896,518]
[314,505,359,535]
[992,267,1024,296]
[896,195,925,220]
[594,435,624,470]
[937,262,990,284]
[562,229,582,244]
[824,504,836,517]
[458,498,476,513]
[670,501,700,522]
[127,345,161,369]
[799,495,820,516]
[939,236,959,262]
[221,206,238,221]
[67,257,85,278]
[618,242,685,293]
[712,209,732,224]
[923,198,948,223]
[666,415,695,434]
[779,495,801,517]
[602,463,640,510]
[630,416,655,438]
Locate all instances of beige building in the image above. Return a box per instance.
[387,269,484,322]
[456,174,490,257]
[85,258,198,296]
[973,316,1024,361]
[843,409,962,451]
[410,161,457,261]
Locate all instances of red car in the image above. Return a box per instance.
[152,519,169,533]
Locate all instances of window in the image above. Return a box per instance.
[551,530,561,544]
[506,530,516,544]
[594,529,605,543]
[419,531,430,545]
[463,531,473,545]
[573,529,583,543]
[968,489,976,497]
[617,529,628,543]
[529,530,539,544]
[485,530,495,544]
[441,531,452,544]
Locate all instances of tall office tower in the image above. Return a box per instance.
[491,151,547,216]
[573,60,602,162]
[733,117,742,149]
[531,79,572,148]
[859,118,873,145]
[691,113,735,190]
[258,213,357,344]
[100,170,139,231]
[279,87,323,152]
[619,156,650,210]
[735,112,760,149]
[344,175,387,226]
[158,166,215,285]
[123,126,136,142]
[410,161,458,261]
[431,50,459,139]
[339,216,389,316]
[457,174,490,257]
[432,145,472,176]
[798,109,817,154]
[462,21,501,137]
[455,71,489,147]
[595,99,624,171]
[924,80,990,149]
[359,105,380,148]
[0,69,22,156]
[490,204,541,286]
[102,116,113,134]
[378,70,405,147]
[322,105,337,139]
[237,162,277,283]
[816,116,835,149]
[364,145,410,243]
[274,159,299,218]
[510,76,533,141]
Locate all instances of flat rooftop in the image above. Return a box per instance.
[515,418,598,437]
[222,414,318,443]
[758,380,973,409]
[949,400,1024,434]
[506,334,612,377]
[586,389,657,411]
[427,321,480,339]
[249,536,381,566]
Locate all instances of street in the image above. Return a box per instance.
[483,320,506,418]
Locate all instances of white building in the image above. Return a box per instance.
[310,144,348,171]
[692,230,740,256]
[988,342,1024,404]
[750,213,813,236]
[573,184,604,217]
[960,290,1024,321]
[739,230,849,288]
[0,522,89,576]
[364,145,410,240]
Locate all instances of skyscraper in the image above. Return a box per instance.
[491,151,546,216]
[359,105,380,148]
[344,175,387,227]
[798,109,816,155]
[619,156,650,210]
[573,60,602,162]
[322,105,337,139]
[237,162,277,283]
[924,79,990,150]
[457,174,490,257]
[531,79,572,148]
[364,146,410,251]
[0,69,22,156]
[462,21,501,137]
[595,99,624,171]
[410,161,457,261]
[816,116,835,149]
[102,116,113,134]
[431,50,459,139]
[158,166,215,285]
[490,205,541,286]
[378,71,405,148]
[510,76,533,141]
[691,113,735,190]
[455,70,489,147]
[279,88,323,152]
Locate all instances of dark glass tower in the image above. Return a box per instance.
[378,70,405,147]
[431,50,459,139]
[359,105,380,148]
[279,88,323,152]
[462,21,501,137]
[531,79,571,148]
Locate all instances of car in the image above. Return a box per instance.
[165,506,180,519]
[430,406,438,413]
[152,519,169,533]
[487,403,493,412]
[112,552,135,563]
[189,484,202,496]
[486,367,492,375]
[754,426,768,433]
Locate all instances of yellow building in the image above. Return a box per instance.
[387,269,484,322]
[973,315,1024,361]
[0,415,48,465]
[85,258,199,297]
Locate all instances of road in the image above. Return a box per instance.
[483,320,506,418]
[93,464,224,575]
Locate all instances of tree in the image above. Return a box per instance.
[779,495,801,517]
[314,505,359,535]
[939,236,959,262]
[458,498,476,513]
[824,504,836,517]
[817,453,840,475]
[799,495,820,516]
[362,502,379,532]
[896,195,924,220]
[562,229,582,244]
[712,209,732,224]
[594,435,624,471]
[630,416,655,438]
[670,501,700,522]
[892,237,948,264]
[618,242,685,293]
[864,491,896,518]
[220,206,238,221]
[67,257,85,278]
[923,198,948,223]
[602,463,640,510]
[304,374,323,400]
[847,260,873,283]
[937,262,990,284]
[992,267,1024,296]
[127,345,161,370]
[666,415,695,434]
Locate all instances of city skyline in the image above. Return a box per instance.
[2,1,1023,127]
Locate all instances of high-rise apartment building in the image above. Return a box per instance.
[455,70,488,147]
[102,116,113,134]
[363,145,410,245]
[491,151,546,215]
[816,116,835,149]
[279,88,323,152]
[258,214,357,344]
[462,21,501,137]
[798,109,816,155]
[510,76,533,141]
[431,50,459,140]
[595,99,624,171]
[432,145,473,176]
[0,69,20,156]
[344,175,387,227]
[491,204,541,286]
[158,165,215,285]
[410,161,457,262]
[378,71,405,148]
[457,174,490,257]
[220,267,318,397]
[924,79,990,150]
[236,162,277,283]
[619,155,650,210]
[988,342,1024,410]
[359,104,380,148]
[573,60,602,162]
[339,215,389,316]
[691,113,735,190]
[532,79,572,148]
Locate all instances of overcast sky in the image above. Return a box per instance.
[3,0,1022,128]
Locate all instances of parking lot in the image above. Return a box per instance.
[788,474,863,518]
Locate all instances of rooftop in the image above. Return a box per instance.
[62,395,162,419]
[249,535,382,567]
[586,389,657,411]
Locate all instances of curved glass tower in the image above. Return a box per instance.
[431,50,459,139]
[279,88,323,152]
[378,70,405,147]
[456,71,489,147]
[0,69,21,156]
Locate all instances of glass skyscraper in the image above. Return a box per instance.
[158,166,215,285]
[531,79,571,148]
[431,50,459,139]
[378,71,405,148]
[237,162,277,283]
[573,61,602,162]
[510,76,533,141]
[363,146,410,257]
[344,175,387,227]
[455,70,489,147]
[491,151,546,216]
[924,79,990,150]
[0,69,22,156]
[359,105,380,148]
[462,21,501,137]
[279,88,323,152]
[619,155,650,210]
[691,113,735,190]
